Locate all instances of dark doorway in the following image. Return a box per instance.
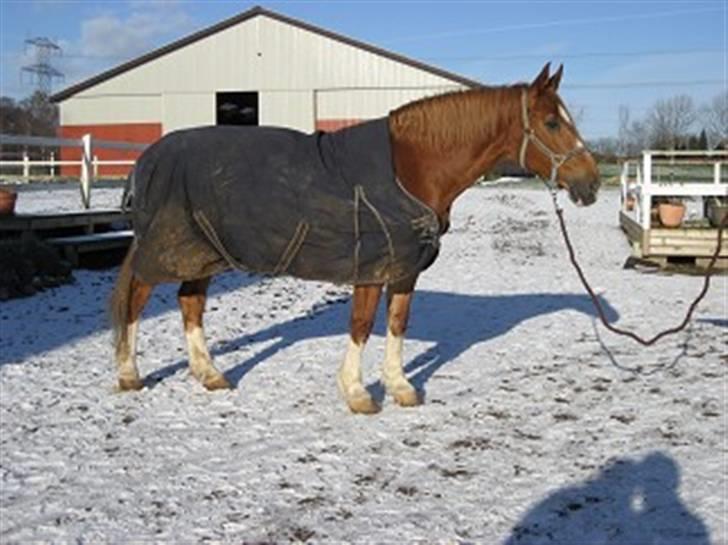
[216,92,259,126]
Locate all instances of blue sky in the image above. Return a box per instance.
[0,0,725,138]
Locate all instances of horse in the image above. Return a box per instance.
[110,63,600,414]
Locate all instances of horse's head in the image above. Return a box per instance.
[519,63,600,206]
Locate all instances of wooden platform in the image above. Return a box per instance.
[0,208,130,236]
[0,208,132,268]
[47,230,134,267]
[619,211,727,269]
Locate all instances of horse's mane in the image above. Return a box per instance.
[389,84,525,150]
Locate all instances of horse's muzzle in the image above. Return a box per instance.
[567,177,600,207]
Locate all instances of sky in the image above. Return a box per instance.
[0,0,725,138]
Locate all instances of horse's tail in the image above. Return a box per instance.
[110,240,137,354]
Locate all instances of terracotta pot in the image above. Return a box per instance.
[0,189,17,216]
[658,202,685,228]
[625,195,636,211]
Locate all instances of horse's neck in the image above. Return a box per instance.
[389,88,519,219]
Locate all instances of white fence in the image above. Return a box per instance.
[620,150,727,230]
[0,133,148,209]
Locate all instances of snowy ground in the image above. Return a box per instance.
[0,184,725,544]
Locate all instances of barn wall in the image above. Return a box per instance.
[58,14,466,135]
[58,123,161,177]
[162,93,216,133]
[260,90,315,131]
[59,95,161,125]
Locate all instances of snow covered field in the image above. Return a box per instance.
[1,184,725,544]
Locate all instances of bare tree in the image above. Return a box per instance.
[646,95,696,149]
[701,90,728,149]
[617,105,630,156]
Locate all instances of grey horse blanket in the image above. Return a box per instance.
[129,118,442,286]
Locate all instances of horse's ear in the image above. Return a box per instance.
[548,64,563,91]
[531,62,551,91]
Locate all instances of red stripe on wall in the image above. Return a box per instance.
[315,119,362,132]
[58,123,162,177]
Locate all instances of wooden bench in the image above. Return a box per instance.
[47,230,134,266]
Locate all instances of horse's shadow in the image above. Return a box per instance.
[0,271,257,366]
[150,290,620,394]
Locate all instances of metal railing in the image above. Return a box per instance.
[620,150,727,230]
[0,133,148,209]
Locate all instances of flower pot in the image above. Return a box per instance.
[706,198,728,228]
[0,189,17,216]
[625,194,636,211]
[658,202,685,228]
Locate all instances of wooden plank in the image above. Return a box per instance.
[619,211,642,242]
[646,245,728,257]
[652,237,724,249]
[651,228,727,241]
[0,209,130,232]
[47,230,133,245]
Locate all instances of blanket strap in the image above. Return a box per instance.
[193,210,308,275]
[193,210,250,271]
[273,220,309,275]
[353,185,396,281]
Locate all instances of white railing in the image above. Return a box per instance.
[0,133,148,209]
[620,150,727,230]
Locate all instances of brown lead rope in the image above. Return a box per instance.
[547,188,726,346]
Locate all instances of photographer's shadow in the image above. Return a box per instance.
[504,451,711,545]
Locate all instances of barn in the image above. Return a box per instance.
[51,5,480,176]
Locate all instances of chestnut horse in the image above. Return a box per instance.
[110,63,599,413]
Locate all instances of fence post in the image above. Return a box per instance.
[22,151,30,181]
[715,161,721,185]
[642,151,652,231]
[80,134,93,209]
[50,151,55,177]
[93,154,99,178]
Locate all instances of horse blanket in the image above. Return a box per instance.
[129,118,442,286]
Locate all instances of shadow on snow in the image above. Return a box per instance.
[0,271,258,366]
[148,289,620,395]
[503,451,711,545]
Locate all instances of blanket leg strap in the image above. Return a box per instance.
[193,210,309,276]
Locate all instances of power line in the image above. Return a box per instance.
[421,47,723,62]
[563,79,725,89]
[386,6,724,43]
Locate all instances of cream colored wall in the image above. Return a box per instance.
[260,90,315,131]
[59,14,468,132]
[162,93,216,133]
[59,95,161,126]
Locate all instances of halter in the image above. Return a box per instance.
[518,88,586,189]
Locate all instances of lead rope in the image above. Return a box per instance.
[546,183,726,346]
[520,88,725,345]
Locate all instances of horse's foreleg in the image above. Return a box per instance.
[178,277,231,391]
[116,276,153,391]
[382,287,420,407]
[338,284,382,414]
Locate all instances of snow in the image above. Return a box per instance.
[1,184,725,544]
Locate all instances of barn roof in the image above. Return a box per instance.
[51,5,481,102]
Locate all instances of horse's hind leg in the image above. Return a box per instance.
[338,285,382,414]
[178,277,231,391]
[382,286,420,407]
[115,277,153,391]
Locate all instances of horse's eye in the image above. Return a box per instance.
[545,118,560,131]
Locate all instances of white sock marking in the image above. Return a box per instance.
[339,339,364,397]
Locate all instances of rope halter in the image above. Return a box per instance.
[518,88,587,191]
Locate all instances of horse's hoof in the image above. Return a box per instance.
[204,375,232,391]
[347,393,380,415]
[392,386,421,407]
[117,377,144,392]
